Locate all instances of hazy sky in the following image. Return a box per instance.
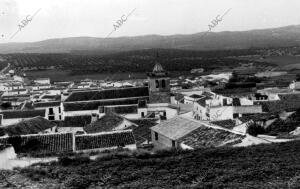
[0,0,299,43]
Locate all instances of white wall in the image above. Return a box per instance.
[62,110,99,119]
[151,130,174,149]
[209,106,234,121]
[1,118,24,126]
[35,106,62,121]
[147,106,178,120]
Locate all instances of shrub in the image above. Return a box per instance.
[246,123,266,136]
[64,174,91,189]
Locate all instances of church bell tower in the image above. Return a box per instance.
[147,62,170,103]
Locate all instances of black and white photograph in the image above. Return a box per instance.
[0,0,300,188]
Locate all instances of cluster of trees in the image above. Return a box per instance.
[19,141,300,188]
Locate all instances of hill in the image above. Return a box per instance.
[3,140,300,188]
[1,25,300,54]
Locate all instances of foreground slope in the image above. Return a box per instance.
[2,140,299,188]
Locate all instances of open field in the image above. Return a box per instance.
[237,55,300,71]
[25,70,191,82]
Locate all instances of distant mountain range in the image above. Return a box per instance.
[1,25,300,54]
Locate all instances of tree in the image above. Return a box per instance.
[246,122,265,136]
[296,74,300,81]
[0,102,12,110]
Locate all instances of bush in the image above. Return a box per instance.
[246,123,266,136]
[58,155,90,166]
[64,174,91,189]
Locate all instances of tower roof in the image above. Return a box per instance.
[153,63,164,73]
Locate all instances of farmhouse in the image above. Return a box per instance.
[33,101,62,121]
[193,92,262,121]
[34,78,50,85]
[150,116,268,150]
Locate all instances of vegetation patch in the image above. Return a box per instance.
[18,141,300,188]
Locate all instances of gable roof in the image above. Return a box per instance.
[84,113,130,133]
[75,130,136,150]
[1,109,46,119]
[196,96,212,107]
[189,94,203,99]
[0,116,56,136]
[126,119,158,145]
[63,97,148,111]
[65,86,149,102]
[151,117,201,140]
[34,101,61,108]
[58,115,92,127]
[178,125,246,149]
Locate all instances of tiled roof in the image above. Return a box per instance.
[151,117,202,140]
[211,119,236,129]
[238,113,276,123]
[202,91,214,97]
[189,94,203,99]
[63,97,148,111]
[84,114,125,133]
[103,105,138,114]
[1,109,46,119]
[34,101,61,108]
[75,130,136,150]
[41,95,61,100]
[65,87,149,102]
[126,119,158,145]
[1,116,56,136]
[178,126,245,149]
[0,133,73,154]
[59,115,92,127]
[197,96,212,107]
[174,93,185,101]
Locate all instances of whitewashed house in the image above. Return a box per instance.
[33,101,62,121]
[193,93,262,121]
[34,78,50,85]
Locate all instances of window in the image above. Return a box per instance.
[155,132,158,140]
[49,108,54,115]
[59,115,62,120]
[233,113,239,118]
[141,112,145,118]
[58,107,61,113]
[172,140,176,147]
[162,79,166,88]
[155,80,159,88]
[99,106,104,113]
[223,99,227,106]
[163,111,166,117]
[48,115,55,120]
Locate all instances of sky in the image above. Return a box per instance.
[0,0,299,43]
